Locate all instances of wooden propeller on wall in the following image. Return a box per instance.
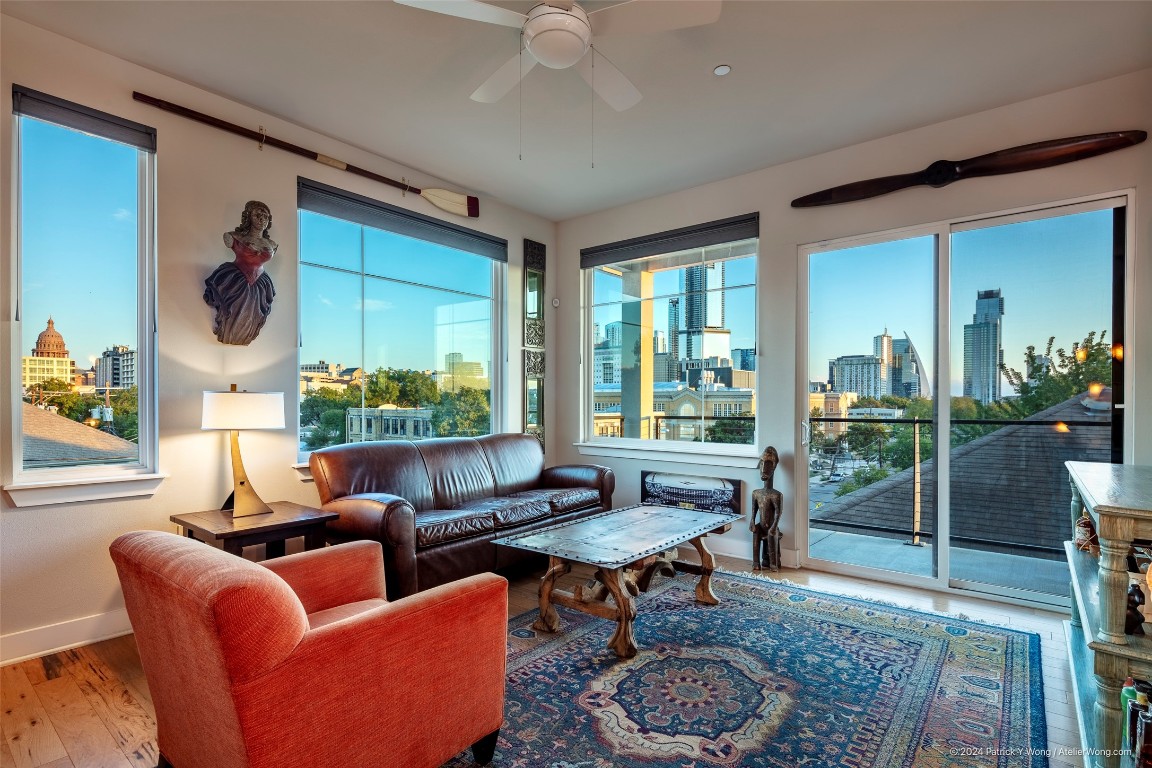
[791,130,1146,208]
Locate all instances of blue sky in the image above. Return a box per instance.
[299,211,494,375]
[20,118,139,368]
[809,209,1114,396]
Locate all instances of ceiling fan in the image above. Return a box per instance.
[394,0,722,111]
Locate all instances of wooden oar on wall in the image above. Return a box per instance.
[132,91,479,218]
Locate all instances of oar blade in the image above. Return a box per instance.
[421,188,480,218]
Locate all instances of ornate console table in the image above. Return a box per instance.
[1066,461,1152,768]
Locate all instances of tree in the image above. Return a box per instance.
[809,406,826,447]
[1002,330,1112,417]
[885,397,933,472]
[300,386,360,427]
[305,409,347,450]
[844,419,889,464]
[363,369,400,408]
[835,465,890,497]
[391,369,439,407]
[432,387,490,437]
[704,411,754,444]
[110,386,139,442]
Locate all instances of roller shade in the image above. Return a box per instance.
[13,85,155,152]
[580,213,758,269]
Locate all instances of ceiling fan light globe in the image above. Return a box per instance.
[523,3,591,69]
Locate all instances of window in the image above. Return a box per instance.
[9,86,157,488]
[298,179,506,454]
[582,214,758,447]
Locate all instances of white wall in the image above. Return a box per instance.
[554,69,1152,566]
[0,17,556,663]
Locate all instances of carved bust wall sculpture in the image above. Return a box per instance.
[204,200,277,346]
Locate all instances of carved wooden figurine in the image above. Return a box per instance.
[750,446,783,571]
[204,200,277,346]
[1127,581,1147,636]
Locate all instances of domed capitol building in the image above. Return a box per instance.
[21,317,76,390]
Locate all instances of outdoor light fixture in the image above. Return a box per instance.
[523,3,592,69]
[202,384,285,517]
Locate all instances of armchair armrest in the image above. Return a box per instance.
[541,464,615,508]
[322,493,418,599]
[235,572,509,767]
[261,540,386,614]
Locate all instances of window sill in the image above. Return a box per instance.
[574,442,760,469]
[3,472,169,508]
[293,462,313,482]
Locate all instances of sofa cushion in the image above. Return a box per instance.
[453,496,552,529]
[414,508,495,548]
[476,433,546,496]
[415,438,497,509]
[510,487,602,515]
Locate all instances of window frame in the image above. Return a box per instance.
[296,178,507,458]
[578,214,761,461]
[4,87,162,507]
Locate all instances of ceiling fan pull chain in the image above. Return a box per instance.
[519,31,524,162]
[590,45,595,169]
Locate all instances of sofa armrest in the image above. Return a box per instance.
[541,464,615,508]
[261,540,387,614]
[234,572,509,766]
[323,494,419,600]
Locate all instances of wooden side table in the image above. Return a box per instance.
[170,501,338,560]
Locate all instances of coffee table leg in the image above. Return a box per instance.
[689,535,719,605]
[533,556,570,633]
[597,567,638,659]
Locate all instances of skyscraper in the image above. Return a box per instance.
[666,297,681,382]
[891,333,930,398]
[681,263,726,361]
[963,289,1004,404]
[873,328,892,396]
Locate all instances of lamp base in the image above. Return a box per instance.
[227,429,275,517]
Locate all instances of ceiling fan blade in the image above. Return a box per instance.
[792,130,1146,208]
[589,0,721,37]
[393,0,525,28]
[576,48,642,111]
[471,51,539,103]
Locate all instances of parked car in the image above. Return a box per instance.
[829,473,845,482]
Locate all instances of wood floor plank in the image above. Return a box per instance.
[35,676,131,768]
[0,665,68,768]
[52,648,156,768]
[89,638,153,721]
[0,732,17,768]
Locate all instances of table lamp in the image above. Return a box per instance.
[202,384,285,517]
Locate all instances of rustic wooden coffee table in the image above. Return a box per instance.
[494,504,742,658]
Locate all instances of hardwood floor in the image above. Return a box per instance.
[1,557,1083,768]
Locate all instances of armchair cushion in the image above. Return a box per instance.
[259,539,386,614]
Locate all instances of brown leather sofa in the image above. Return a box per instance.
[309,433,614,600]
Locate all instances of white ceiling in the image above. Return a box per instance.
[5,0,1151,221]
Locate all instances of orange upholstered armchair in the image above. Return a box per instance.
[110,531,507,768]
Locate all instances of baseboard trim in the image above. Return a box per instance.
[1,609,133,665]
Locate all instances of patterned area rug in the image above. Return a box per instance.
[445,571,1046,768]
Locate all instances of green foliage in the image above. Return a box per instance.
[809,406,825,446]
[1001,330,1112,416]
[704,412,754,444]
[362,368,440,408]
[432,387,490,437]
[300,386,361,427]
[844,419,889,464]
[834,465,890,497]
[305,409,347,450]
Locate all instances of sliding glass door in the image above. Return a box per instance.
[801,196,1126,602]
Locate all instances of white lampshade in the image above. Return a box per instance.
[202,390,285,431]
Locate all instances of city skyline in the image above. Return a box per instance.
[810,207,1114,399]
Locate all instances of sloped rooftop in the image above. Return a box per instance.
[21,402,138,467]
[811,393,1111,559]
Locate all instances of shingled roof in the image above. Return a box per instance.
[21,402,138,468]
[810,392,1111,559]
